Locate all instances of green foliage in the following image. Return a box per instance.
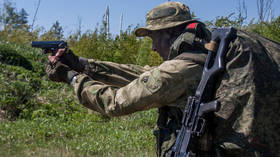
[0,26,40,44]
[0,43,33,70]
[112,31,140,64]
[72,24,162,66]
[0,41,80,120]
[206,11,280,43]
[0,65,34,115]
[136,37,162,66]
[245,16,280,42]
[206,13,243,28]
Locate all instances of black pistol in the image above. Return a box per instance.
[31,41,67,55]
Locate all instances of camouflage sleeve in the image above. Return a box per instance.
[84,59,151,87]
[72,59,202,117]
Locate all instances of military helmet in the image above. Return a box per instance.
[135,2,196,37]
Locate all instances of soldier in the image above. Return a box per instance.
[46,1,280,157]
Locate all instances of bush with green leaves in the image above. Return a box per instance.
[0,41,83,120]
[71,26,162,67]
[245,16,280,43]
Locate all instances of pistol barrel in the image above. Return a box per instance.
[31,41,67,49]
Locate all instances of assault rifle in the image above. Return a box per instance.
[31,41,68,55]
[168,27,237,157]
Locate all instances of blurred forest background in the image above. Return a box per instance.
[0,0,279,156]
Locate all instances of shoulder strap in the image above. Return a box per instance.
[168,21,211,60]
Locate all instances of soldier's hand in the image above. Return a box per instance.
[46,61,78,84]
[48,48,87,73]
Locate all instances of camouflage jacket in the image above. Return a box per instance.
[72,30,280,157]
[73,56,203,116]
[213,31,280,157]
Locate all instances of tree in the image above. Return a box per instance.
[50,21,64,40]
[0,0,29,30]
[0,1,17,28]
[14,8,28,29]
[40,21,64,40]
[257,0,273,22]
[17,9,28,25]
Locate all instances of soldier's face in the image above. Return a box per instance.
[149,30,172,61]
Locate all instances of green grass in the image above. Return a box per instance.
[0,110,157,157]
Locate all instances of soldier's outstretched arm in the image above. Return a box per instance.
[83,59,151,87]
[43,47,150,88]
[72,59,203,117]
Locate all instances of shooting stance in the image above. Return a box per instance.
[35,2,280,157]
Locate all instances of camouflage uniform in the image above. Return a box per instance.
[213,30,280,157]
[73,57,203,116]
[70,2,280,157]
